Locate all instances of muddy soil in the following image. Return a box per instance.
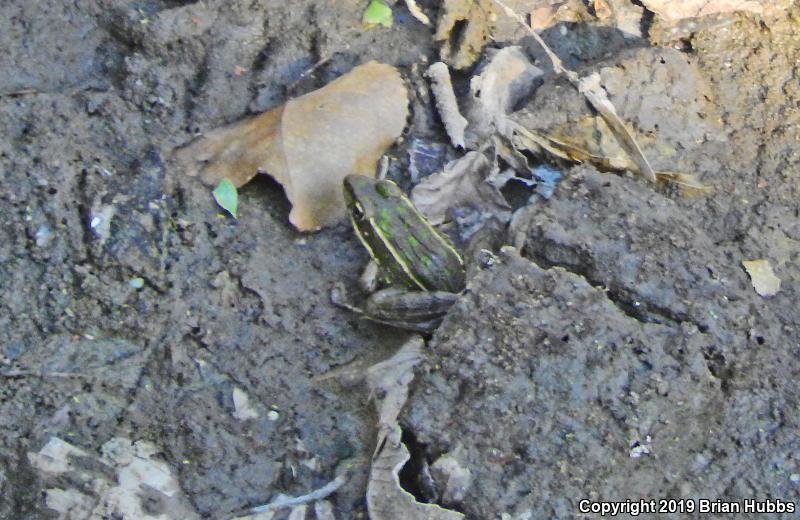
[1,1,798,519]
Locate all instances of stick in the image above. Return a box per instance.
[250,471,349,513]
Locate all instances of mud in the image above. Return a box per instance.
[1,1,799,519]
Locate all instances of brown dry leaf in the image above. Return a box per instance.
[411,151,511,226]
[366,337,424,435]
[176,61,408,231]
[641,0,764,21]
[577,73,657,183]
[743,259,781,297]
[548,115,645,164]
[593,0,613,19]
[530,3,561,30]
[509,120,713,194]
[655,171,714,196]
[435,0,497,70]
[545,117,714,195]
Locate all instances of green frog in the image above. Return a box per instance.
[333,174,466,333]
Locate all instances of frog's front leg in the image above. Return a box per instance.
[359,260,380,293]
[363,288,459,333]
[330,260,380,315]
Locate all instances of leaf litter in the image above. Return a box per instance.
[177,61,408,231]
[176,1,711,235]
[743,259,781,298]
[365,336,465,520]
[464,46,543,143]
[426,62,468,149]
[435,0,497,70]
[414,0,712,229]
[411,148,510,227]
[28,437,198,519]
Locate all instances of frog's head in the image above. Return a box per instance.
[343,174,408,241]
[343,175,404,221]
[343,174,412,280]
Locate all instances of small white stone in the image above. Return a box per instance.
[232,387,259,421]
[35,225,54,247]
[267,410,280,421]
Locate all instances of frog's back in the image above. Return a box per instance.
[372,186,465,293]
[345,175,465,293]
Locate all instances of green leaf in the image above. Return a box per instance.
[213,178,238,219]
[363,0,393,28]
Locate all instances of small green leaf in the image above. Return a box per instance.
[213,179,238,219]
[363,0,392,28]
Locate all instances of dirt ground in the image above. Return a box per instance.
[2,1,799,519]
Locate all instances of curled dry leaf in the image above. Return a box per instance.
[365,337,465,520]
[366,336,424,432]
[466,46,542,142]
[435,0,497,70]
[411,150,510,226]
[177,61,408,231]
[743,259,781,297]
[368,438,465,520]
[577,73,656,183]
[426,62,468,149]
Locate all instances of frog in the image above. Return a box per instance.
[332,174,466,333]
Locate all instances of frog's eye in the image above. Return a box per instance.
[352,201,366,221]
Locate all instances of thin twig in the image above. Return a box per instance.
[0,370,88,378]
[0,88,41,97]
[287,55,334,93]
[250,471,349,513]
[491,0,576,80]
